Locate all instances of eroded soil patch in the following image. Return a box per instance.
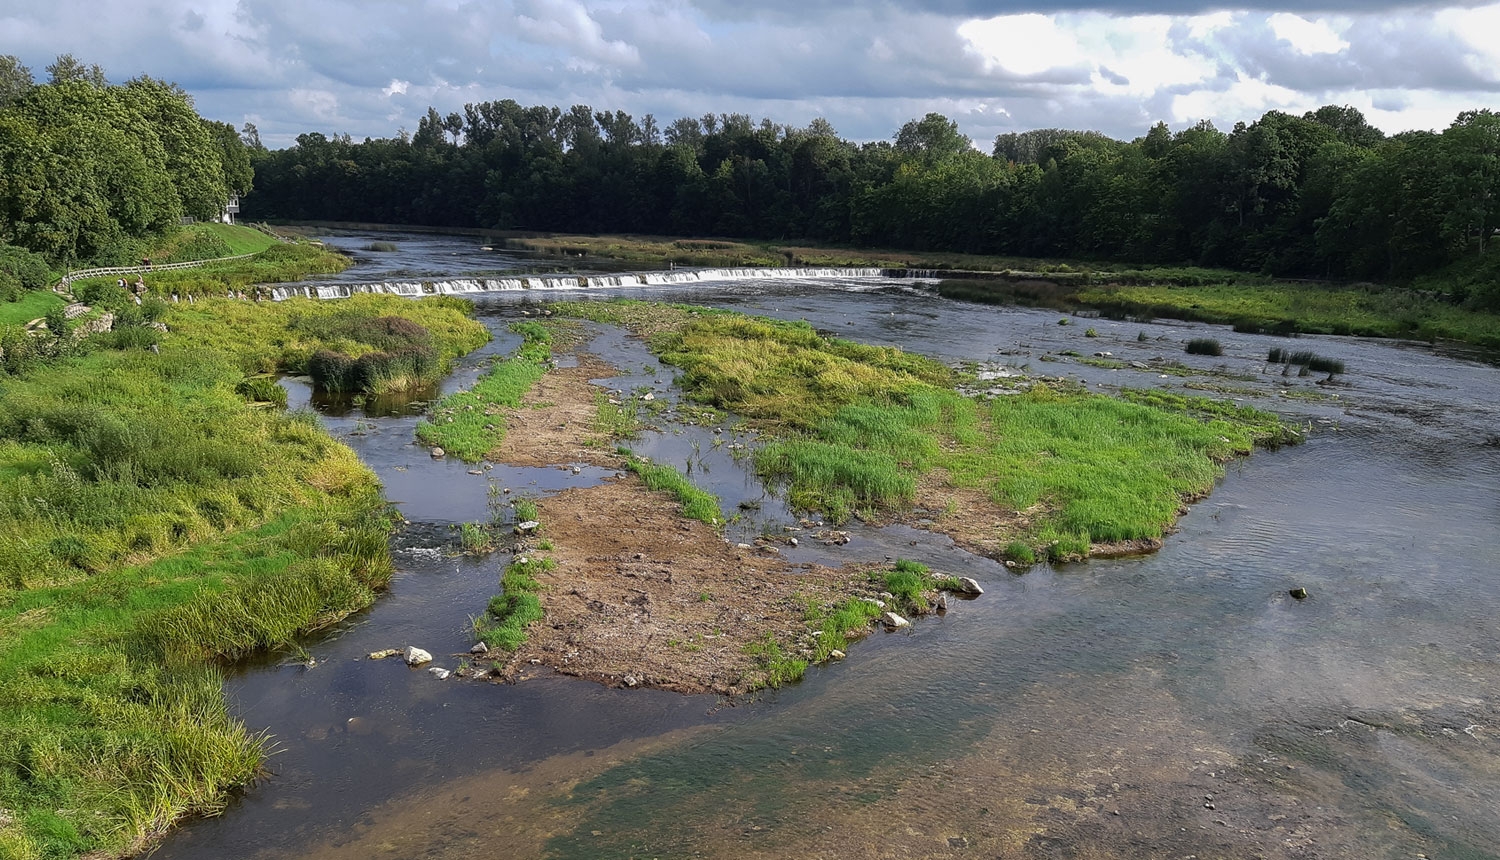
[491,479,880,695]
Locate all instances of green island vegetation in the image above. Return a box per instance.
[474,495,548,650]
[752,559,969,687]
[552,300,1297,559]
[415,320,552,460]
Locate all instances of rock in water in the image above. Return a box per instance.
[428,667,451,680]
[430,447,445,459]
[404,646,433,666]
[470,641,488,654]
[367,649,400,660]
[957,577,984,595]
[1289,587,1309,600]
[882,612,910,629]
[935,594,949,613]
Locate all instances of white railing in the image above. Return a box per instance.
[56,253,259,291]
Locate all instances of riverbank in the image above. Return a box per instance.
[0,289,488,859]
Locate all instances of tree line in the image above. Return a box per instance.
[0,54,253,280]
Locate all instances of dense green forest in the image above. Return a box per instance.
[0,54,252,291]
[243,101,1500,310]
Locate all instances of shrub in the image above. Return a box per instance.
[307,349,356,392]
[1185,338,1223,356]
[0,242,54,290]
[96,325,161,351]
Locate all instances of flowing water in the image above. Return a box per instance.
[152,233,1500,859]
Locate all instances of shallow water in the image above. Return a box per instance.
[152,238,1500,859]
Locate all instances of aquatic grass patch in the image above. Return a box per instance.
[621,452,723,526]
[415,321,554,461]
[593,390,644,438]
[476,556,553,651]
[744,633,808,689]
[1267,348,1346,376]
[1185,338,1223,356]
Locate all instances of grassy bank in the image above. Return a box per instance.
[416,321,552,461]
[937,277,1500,350]
[0,290,64,327]
[552,300,1296,559]
[69,241,351,301]
[0,293,488,858]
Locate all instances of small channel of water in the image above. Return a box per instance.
[153,235,1500,860]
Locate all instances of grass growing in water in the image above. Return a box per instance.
[416,321,553,461]
[1267,347,1346,376]
[476,556,553,650]
[621,452,723,526]
[1185,338,1224,356]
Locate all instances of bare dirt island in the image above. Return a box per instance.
[470,347,964,695]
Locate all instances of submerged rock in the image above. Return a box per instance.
[404,646,433,666]
[367,649,400,660]
[428,667,451,680]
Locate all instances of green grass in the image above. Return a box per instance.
[0,292,485,859]
[70,242,351,301]
[1076,282,1500,348]
[0,290,64,327]
[415,322,552,461]
[553,300,1296,551]
[476,556,553,650]
[621,452,723,526]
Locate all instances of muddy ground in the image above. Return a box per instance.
[475,349,908,695]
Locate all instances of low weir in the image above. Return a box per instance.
[269,266,941,300]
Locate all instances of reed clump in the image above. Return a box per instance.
[1267,347,1346,376]
[1185,338,1223,356]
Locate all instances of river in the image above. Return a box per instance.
[151,231,1500,859]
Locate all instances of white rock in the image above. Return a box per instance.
[957,577,984,595]
[428,667,451,680]
[430,447,445,459]
[882,612,910,629]
[470,642,488,654]
[623,674,639,687]
[404,646,433,666]
[829,649,846,660]
[515,520,540,534]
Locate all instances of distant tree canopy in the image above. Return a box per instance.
[0,54,249,267]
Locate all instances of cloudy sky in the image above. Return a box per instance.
[2,0,1498,149]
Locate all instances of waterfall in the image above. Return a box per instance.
[269,266,915,301]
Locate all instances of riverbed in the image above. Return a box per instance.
[151,231,1500,859]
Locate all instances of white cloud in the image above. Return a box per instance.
[1268,12,1349,55]
[958,14,1087,78]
